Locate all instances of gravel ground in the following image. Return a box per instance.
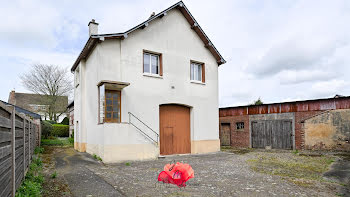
[86,151,341,197]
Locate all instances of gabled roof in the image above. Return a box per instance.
[0,100,41,120]
[8,92,68,113]
[71,1,226,72]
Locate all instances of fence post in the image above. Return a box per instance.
[23,118,26,180]
[11,107,16,197]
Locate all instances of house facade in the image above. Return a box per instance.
[72,1,225,163]
[8,90,68,122]
[219,96,350,151]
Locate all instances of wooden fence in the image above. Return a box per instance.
[0,102,39,197]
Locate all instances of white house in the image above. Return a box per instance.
[72,1,226,163]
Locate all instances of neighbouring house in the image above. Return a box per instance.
[219,96,350,151]
[67,101,74,137]
[8,90,68,122]
[72,1,225,163]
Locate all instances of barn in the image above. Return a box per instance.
[219,96,350,150]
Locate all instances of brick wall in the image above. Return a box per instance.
[294,111,324,149]
[219,115,250,148]
[220,109,328,149]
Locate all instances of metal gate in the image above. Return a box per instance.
[251,120,293,149]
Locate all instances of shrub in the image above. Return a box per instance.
[41,121,53,139]
[51,124,69,137]
[44,120,57,124]
[60,117,69,125]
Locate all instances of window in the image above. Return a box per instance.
[143,51,162,75]
[190,62,205,83]
[75,67,80,87]
[98,84,121,123]
[236,122,244,130]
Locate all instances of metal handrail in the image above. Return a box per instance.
[129,122,158,144]
[128,112,159,144]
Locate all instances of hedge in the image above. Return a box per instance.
[51,124,69,137]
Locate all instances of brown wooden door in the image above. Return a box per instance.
[159,105,190,155]
[220,123,231,146]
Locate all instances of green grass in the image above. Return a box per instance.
[92,154,102,161]
[247,153,335,187]
[125,162,131,166]
[16,155,44,196]
[34,147,45,154]
[41,137,72,146]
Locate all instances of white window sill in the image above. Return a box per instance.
[143,73,163,79]
[98,122,128,125]
[190,80,205,85]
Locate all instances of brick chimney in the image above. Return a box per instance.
[88,19,99,36]
[8,90,16,105]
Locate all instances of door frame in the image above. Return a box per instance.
[249,113,295,150]
[159,103,192,155]
[220,123,231,146]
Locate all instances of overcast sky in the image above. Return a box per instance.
[1,0,350,107]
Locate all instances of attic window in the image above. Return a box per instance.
[143,50,163,76]
[190,61,205,83]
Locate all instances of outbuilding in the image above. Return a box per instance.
[219,96,350,150]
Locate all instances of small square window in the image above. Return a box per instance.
[236,122,244,130]
[190,62,205,83]
[143,52,161,75]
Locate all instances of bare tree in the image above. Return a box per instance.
[21,64,73,121]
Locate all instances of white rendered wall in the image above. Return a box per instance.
[75,9,219,161]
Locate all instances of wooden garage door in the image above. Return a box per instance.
[159,105,191,155]
[220,123,231,146]
[251,120,293,149]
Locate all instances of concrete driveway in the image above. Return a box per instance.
[54,148,347,197]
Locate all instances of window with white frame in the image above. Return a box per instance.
[190,62,205,82]
[75,67,80,87]
[143,52,160,75]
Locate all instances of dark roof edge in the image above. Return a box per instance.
[71,1,225,72]
[219,96,350,110]
[0,100,41,119]
[67,101,74,108]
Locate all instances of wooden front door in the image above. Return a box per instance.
[159,105,191,155]
[220,123,231,146]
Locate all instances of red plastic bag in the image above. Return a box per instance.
[158,162,194,187]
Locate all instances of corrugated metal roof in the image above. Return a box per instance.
[219,96,350,117]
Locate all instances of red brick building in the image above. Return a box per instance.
[219,96,350,150]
